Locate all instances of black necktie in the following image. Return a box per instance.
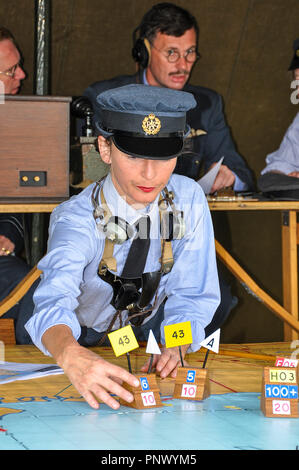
[121,216,151,278]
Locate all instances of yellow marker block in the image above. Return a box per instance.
[108,325,139,357]
[164,321,193,348]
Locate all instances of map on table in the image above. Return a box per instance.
[1,392,299,450]
[1,341,299,451]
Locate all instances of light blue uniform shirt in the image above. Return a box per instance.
[25,173,220,355]
[261,113,299,175]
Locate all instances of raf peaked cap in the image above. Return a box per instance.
[288,38,299,71]
[95,84,196,159]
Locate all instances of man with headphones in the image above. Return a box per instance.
[25,84,220,410]
[0,26,36,344]
[82,2,254,191]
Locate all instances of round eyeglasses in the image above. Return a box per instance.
[0,62,21,78]
[151,44,200,63]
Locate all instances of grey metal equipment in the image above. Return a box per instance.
[70,96,110,191]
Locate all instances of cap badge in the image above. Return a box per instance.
[142,113,161,135]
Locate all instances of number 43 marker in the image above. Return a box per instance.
[108,325,139,357]
[164,321,193,348]
[164,321,193,367]
[108,325,139,373]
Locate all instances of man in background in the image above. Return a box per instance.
[0,26,34,343]
[261,38,299,178]
[0,26,25,95]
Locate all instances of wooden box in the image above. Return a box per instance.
[173,367,210,400]
[0,95,71,200]
[261,366,299,418]
[0,319,15,345]
[119,373,162,409]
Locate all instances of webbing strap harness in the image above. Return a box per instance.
[98,189,174,276]
[94,187,176,328]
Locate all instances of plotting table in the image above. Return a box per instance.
[0,342,299,451]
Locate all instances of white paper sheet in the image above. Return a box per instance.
[197,157,224,194]
[0,361,63,384]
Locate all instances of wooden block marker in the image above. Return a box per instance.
[164,321,215,401]
[119,373,162,409]
[110,327,162,409]
[261,357,299,418]
[171,327,220,401]
[173,367,210,401]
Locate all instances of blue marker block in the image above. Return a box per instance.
[289,385,298,399]
[186,370,196,383]
[265,384,298,399]
[140,377,150,391]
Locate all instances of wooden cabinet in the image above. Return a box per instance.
[0,95,71,200]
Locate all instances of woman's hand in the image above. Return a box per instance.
[140,344,190,379]
[42,325,140,409]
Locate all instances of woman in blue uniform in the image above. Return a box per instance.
[25,84,220,409]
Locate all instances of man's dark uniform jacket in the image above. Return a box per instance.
[82,70,254,189]
[0,214,35,344]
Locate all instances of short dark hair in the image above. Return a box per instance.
[138,3,199,43]
[0,26,16,45]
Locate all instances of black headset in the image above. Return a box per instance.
[132,26,152,69]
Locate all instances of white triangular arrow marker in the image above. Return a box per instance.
[146,330,161,355]
[200,328,220,353]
